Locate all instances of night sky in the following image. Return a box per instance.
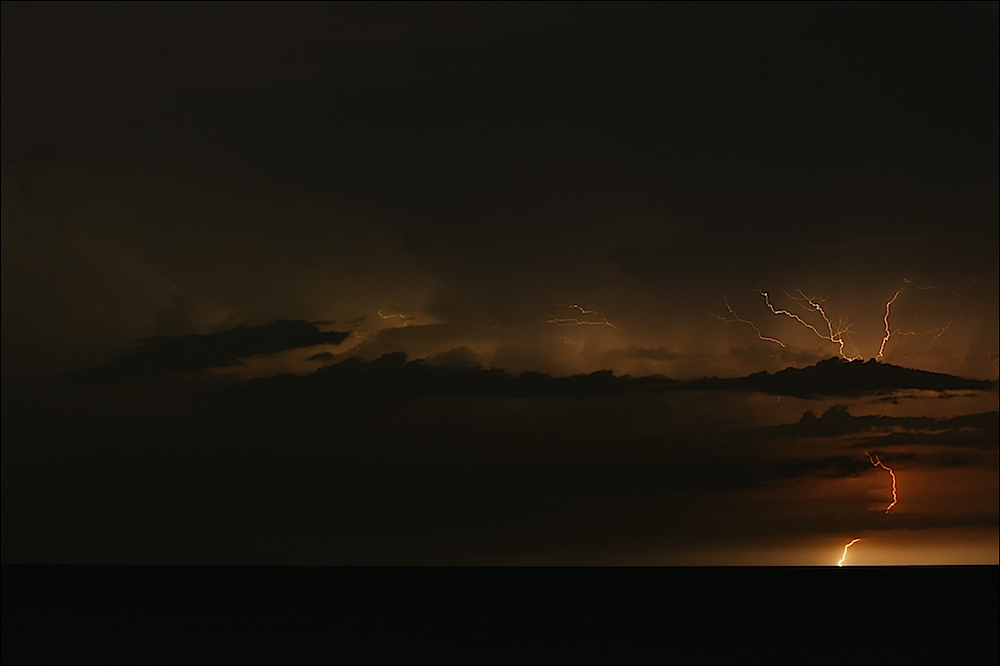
[3,3,997,566]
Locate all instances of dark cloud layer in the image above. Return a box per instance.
[756,404,999,444]
[225,350,994,403]
[80,320,347,380]
[685,358,997,398]
[6,343,997,566]
[230,351,658,402]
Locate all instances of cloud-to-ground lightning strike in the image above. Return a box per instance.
[838,538,861,567]
[547,304,619,329]
[837,453,898,564]
[867,453,898,514]
[709,298,786,347]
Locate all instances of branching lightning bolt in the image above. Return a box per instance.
[709,299,786,347]
[889,317,960,357]
[761,290,861,360]
[876,280,957,361]
[720,281,959,362]
[557,303,601,315]
[867,452,897,514]
[547,304,619,329]
[547,318,618,328]
[903,277,942,291]
[838,538,861,567]
[718,278,961,566]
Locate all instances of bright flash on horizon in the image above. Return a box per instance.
[836,453,900,566]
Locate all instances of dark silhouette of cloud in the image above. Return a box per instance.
[80,320,349,380]
[749,404,999,451]
[229,352,669,402]
[684,358,995,398]
[852,423,999,451]
[425,346,482,369]
[227,351,994,404]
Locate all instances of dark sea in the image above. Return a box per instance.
[3,565,996,664]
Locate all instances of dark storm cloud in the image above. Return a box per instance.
[430,453,900,496]
[685,358,996,398]
[851,424,1000,452]
[755,404,998,441]
[80,320,348,380]
[7,4,996,249]
[426,346,481,369]
[6,346,995,566]
[590,346,682,365]
[847,511,1000,534]
[347,324,489,360]
[221,348,993,404]
[743,403,999,453]
[228,351,667,403]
